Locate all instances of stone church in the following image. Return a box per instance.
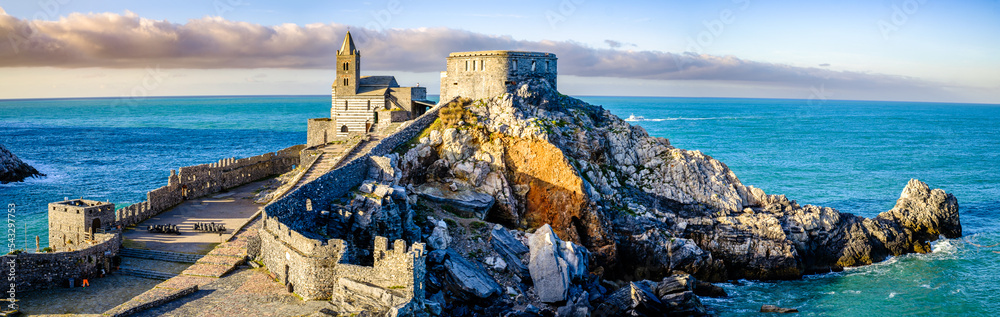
[308,32,433,146]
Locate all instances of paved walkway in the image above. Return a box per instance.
[121,179,267,254]
[104,218,260,316]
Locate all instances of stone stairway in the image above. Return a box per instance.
[120,247,204,263]
[118,267,178,280]
[333,135,382,170]
[284,135,382,195]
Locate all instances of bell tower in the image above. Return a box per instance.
[335,31,360,97]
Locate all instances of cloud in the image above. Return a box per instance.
[0,10,942,92]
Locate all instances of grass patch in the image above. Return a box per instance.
[122,238,146,249]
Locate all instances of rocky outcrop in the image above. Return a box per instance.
[527,224,590,303]
[490,224,530,279]
[593,275,708,316]
[416,182,496,218]
[0,144,44,184]
[427,249,502,301]
[397,79,962,284]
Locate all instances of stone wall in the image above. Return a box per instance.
[266,101,447,230]
[440,51,557,102]
[4,232,120,292]
[115,144,304,228]
[258,216,426,302]
[257,100,446,306]
[47,199,116,251]
[307,118,334,147]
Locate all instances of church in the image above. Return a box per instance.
[307,32,433,146]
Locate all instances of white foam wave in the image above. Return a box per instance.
[888,292,897,298]
[932,238,958,254]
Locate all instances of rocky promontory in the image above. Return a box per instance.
[273,79,961,315]
[0,144,44,184]
[398,79,960,283]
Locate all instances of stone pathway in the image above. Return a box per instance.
[103,218,259,316]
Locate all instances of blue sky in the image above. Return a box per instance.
[0,0,998,103]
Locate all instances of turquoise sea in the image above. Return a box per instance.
[2,95,998,316]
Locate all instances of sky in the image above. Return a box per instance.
[0,0,998,103]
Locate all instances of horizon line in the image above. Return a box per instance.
[1,94,998,107]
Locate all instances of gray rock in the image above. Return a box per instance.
[490,224,530,278]
[1,144,44,184]
[426,220,451,250]
[484,256,507,271]
[416,182,495,218]
[760,304,799,313]
[441,249,502,300]
[527,224,589,303]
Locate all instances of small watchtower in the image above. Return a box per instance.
[48,199,115,251]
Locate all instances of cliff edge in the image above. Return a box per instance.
[397,79,961,282]
[0,144,44,184]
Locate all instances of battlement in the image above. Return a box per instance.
[440,50,557,102]
[48,199,116,251]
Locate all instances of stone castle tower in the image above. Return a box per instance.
[47,199,115,251]
[439,50,557,102]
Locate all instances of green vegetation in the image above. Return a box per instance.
[41,247,53,253]
[7,249,24,255]
[443,218,459,229]
[469,221,488,231]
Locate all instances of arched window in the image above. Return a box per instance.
[480,60,485,71]
[367,100,371,110]
[545,61,550,72]
[343,78,348,86]
[531,61,536,72]
[471,60,476,71]
[341,125,349,133]
[512,60,517,71]
[343,62,349,71]
[465,60,469,71]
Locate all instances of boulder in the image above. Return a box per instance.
[440,249,502,300]
[426,220,451,250]
[760,304,799,313]
[416,182,495,218]
[527,224,589,303]
[490,225,530,278]
[0,144,44,184]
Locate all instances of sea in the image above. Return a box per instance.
[1,95,998,316]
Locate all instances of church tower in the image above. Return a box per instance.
[335,31,361,97]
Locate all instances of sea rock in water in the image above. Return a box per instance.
[760,304,799,313]
[0,144,44,184]
[527,224,590,303]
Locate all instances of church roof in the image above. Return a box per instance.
[359,76,399,88]
[356,87,389,96]
[338,31,358,55]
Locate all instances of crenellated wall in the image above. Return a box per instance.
[4,232,120,292]
[115,144,304,228]
[257,100,447,309]
[258,215,426,302]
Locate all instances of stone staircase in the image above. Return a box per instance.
[118,267,178,280]
[120,247,204,263]
[284,135,383,195]
[333,135,382,170]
